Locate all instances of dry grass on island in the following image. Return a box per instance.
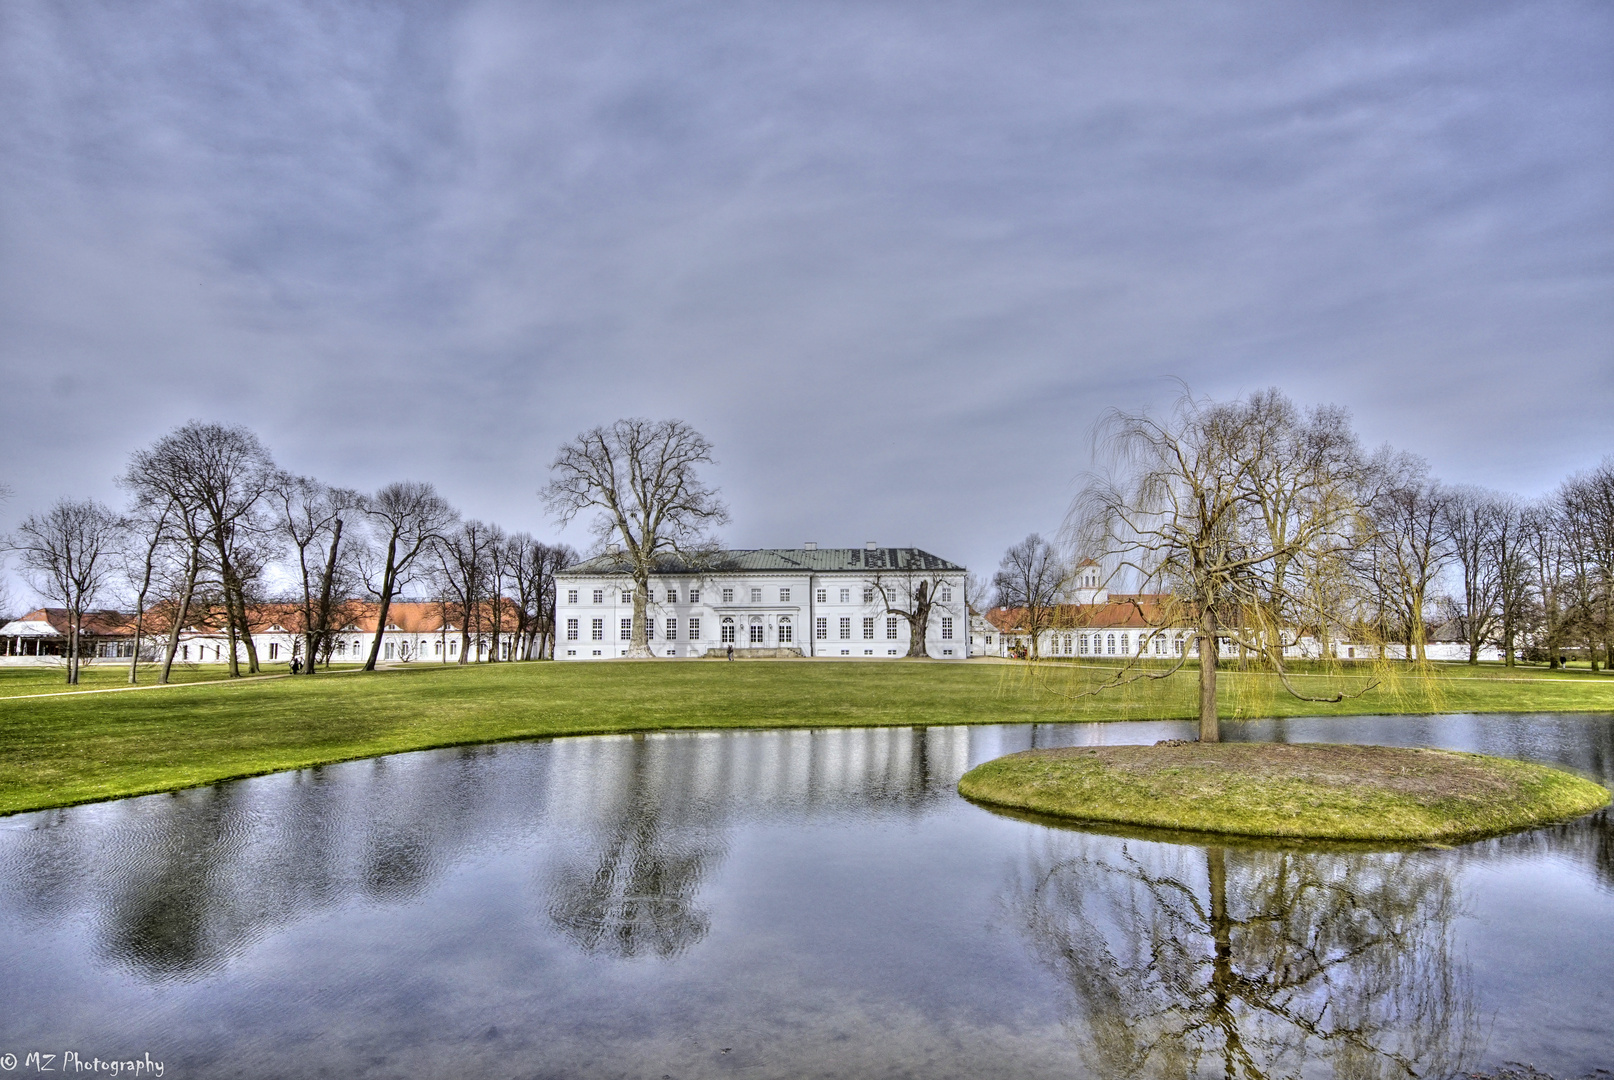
[957,742,1612,843]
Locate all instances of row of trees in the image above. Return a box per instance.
[987,388,1613,741]
[3,422,576,684]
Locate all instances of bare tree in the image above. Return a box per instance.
[271,474,361,673]
[1360,450,1451,664]
[867,553,964,659]
[1561,461,1614,670]
[1440,486,1505,665]
[991,534,1069,660]
[1071,388,1370,742]
[8,499,124,684]
[543,419,728,658]
[123,422,278,677]
[1488,494,1531,667]
[117,496,179,684]
[359,482,457,671]
[506,536,577,659]
[484,523,509,662]
[435,519,496,664]
[1521,499,1574,668]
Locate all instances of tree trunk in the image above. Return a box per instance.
[1198,606,1219,742]
[160,541,200,685]
[365,539,398,671]
[308,517,342,673]
[904,583,933,659]
[67,610,80,685]
[628,574,653,658]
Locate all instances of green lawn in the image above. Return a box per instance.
[2,658,1612,817]
[0,663,275,697]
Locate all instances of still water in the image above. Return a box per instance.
[1,714,1611,1079]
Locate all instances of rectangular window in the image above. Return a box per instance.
[941,617,954,640]
[750,587,762,603]
[567,618,579,641]
[666,617,677,640]
[887,616,898,639]
[939,586,952,602]
[779,621,793,643]
[269,642,279,660]
[689,589,700,603]
[839,588,850,603]
[689,617,701,639]
[816,617,828,639]
[816,588,827,603]
[382,643,391,660]
[621,591,632,604]
[450,640,458,655]
[840,617,852,639]
[567,590,578,604]
[668,588,678,603]
[779,588,790,602]
[621,618,632,641]
[862,617,874,639]
[722,588,734,603]
[591,618,603,641]
[862,588,874,603]
[592,589,604,604]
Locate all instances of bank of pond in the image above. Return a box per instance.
[2,712,1612,1079]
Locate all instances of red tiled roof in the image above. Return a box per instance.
[13,609,137,637]
[986,595,1184,633]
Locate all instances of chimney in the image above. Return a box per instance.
[803,541,817,550]
[865,541,877,551]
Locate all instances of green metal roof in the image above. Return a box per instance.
[559,547,964,576]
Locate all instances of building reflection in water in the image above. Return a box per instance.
[0,726,972,978]
[1009,833,1482,1080]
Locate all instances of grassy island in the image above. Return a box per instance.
[958,742,1612,842]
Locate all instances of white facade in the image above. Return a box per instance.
[554,546,969,660]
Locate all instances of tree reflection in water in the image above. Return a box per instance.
[544,735,729,959]
[1011,836,1481,1079]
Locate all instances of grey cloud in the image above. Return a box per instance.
[1,0,1609,589]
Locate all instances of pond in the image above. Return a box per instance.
[1,714,1611,1079]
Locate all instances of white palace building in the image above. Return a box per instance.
[554,544,969,660]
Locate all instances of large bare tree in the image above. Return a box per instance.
[1071,388,1370,742]
[123,422,277,677]
[359,481,457,671]
[868,556,961,659]
[435,519,497,664]
[506,536,576,659]
[543,419,728,659]
[8,499,124,684]
[271,474,361,673]
[1440,486,1505,665]
[991,533,1069,660]
[1360,450,1451,664]
[117,495,180,683]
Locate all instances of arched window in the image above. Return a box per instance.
[1120,633,1129,654]
[1064,634,1073,654]
[1079,634,1088,655]
[721,617,736,643]
[778,617,793,643]
[1106,633,1116,655]
[749,617,765,645]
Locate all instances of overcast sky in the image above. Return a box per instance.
[2,0,1610,603]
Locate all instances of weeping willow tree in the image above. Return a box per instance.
[1067,387,1387,742]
